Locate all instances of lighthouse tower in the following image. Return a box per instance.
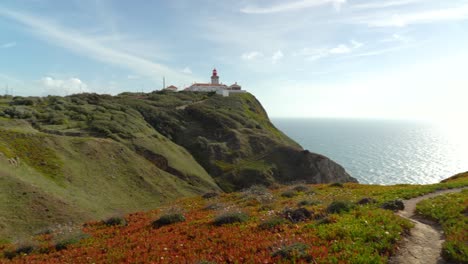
[211,68,219,85]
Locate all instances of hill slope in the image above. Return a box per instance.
[0,92,355,239]
[1,173,466,263]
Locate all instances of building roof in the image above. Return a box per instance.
[189,83,227,87]
[166,85,178,89]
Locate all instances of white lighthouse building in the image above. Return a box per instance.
[184,69,245,96]
[185,69,228,92]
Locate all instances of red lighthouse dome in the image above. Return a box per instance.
[212,68,217,77]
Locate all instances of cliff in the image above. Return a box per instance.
[0,92,355,238]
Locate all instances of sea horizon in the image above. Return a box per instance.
[272,117,468,185]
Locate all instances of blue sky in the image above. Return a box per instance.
[1,0,468,121]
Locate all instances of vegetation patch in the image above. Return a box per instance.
[213,211,249,226]
[416,190,468,263]
[327,200,354,214]
[272,243,312,262]
[0,174,466,263]
[202,192,219,199]
[280,190,297,198]
[152,213,186,228]
[283,207,312,223]
[381,200,405,211]
[102,216,127,227]
[258,216,287,230]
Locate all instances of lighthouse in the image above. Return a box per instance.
[211,68,219,85]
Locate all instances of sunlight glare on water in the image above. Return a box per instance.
[272,118,468,185]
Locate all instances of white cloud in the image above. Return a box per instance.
[272,50,284,63]
[357,4,468,27]
[181,67,192,74]
[0,7,194,84]
[351,0,422,10]
[40,76,89,95]
[381,34,411,43]
[297,40,363,60]
[240,0,347,14]
[350,40,364,49]
[329,44,352,54]
[241,51,263,60]
[0,42,16,48]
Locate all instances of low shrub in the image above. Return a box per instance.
[297,200,320,207]
[381,200,405,211]
[152,213,186,228]
[54,233,90,251]
[242,185,274,204]
[103,216,127,226]
[329,182,344,188]
[358,197,377,205]
[258,216,287,230]
[3,244,35,259]
[283,208,312,223]
[280,190,297,198]
[327,201,354,214]
[202,192,219,199]
[213,212,249,226]
[272,243,312,261]
[292,185,309,192]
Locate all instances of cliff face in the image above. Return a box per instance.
[0,92,355,238]
[133,92,357,191]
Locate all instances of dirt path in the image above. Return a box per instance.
[389,188,467,264]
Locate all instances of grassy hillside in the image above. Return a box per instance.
[0,91,355,240]
[0,121,218,241]
[1,173,466,263]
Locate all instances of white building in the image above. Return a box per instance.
[185,69,246,96]
[163,85,178,92]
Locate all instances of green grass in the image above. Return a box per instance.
[416,189,468,263]
[0,130,218,240]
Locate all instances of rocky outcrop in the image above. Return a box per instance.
[266,147,357,184]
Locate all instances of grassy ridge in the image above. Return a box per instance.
[1,174,467,263]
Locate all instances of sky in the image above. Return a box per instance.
[1,0,468,122]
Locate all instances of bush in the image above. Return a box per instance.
[381,200,405,211]
[297,200,320,207]
[327,201,354,214]
[281,190,297,198]
[3,244,35,259]
[272,243,312,261]
[202,192,219,199]
[329,182,344,188]
[242,185,274,205]
[283,208,312,223]
[258,216,287,230]
[152,213,186,228]
[103,216,127,227]
[358,197,377,205]
[292,185,309,192]
[54,233,90,251]
[213,212,249,226]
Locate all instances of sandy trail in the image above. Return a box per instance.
[388,188,466,264]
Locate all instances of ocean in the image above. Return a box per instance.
[272,118,468,185]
